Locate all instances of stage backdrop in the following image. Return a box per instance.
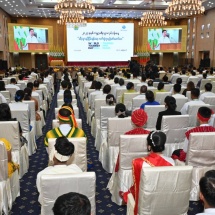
[66,23,134,62]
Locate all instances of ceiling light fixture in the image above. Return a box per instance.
[139,0,167,27]
[54,0,95,26]
[165,0,205,18]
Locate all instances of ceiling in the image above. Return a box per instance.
[0,0,214,19]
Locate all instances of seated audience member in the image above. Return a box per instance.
[95,84,111,100]
[197,73,207,88]
[196,170,215,215]
[89,80,97,90]
[200,83,215,101]
[106,94,115,106]
[57,80,69,99]
[138,75,148,86]
[182,107,215,154]
[44,106,85,147]
[153,73,161,83]
[27,82,42,106]
[134,85,147,99]
[0,103,22,134]
[172,84,185,98]
[6,78,20,90]
[140,90,160,109]
[115,103,127,118]
[182,81,195,97]
[0,80,6,91]
[154,82,166,95]
[120,131,175,215]
[0,138,19,178]
[125,109,150,135]
[170,68,180,83]
[121,82,136,103]
[53,192,91,215]
[88,81,102,108]
[147,79,154,89]
[63,89,73,105]
[23,87,41,121]
[37,137,82,203]
[162,75,170,84]
[114,78,126,98]
[156,96,181,130]
[180,88,205,115]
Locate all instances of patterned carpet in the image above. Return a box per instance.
[10,82,204,215]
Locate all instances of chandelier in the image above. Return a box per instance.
[55,0,95,25]
[139,11,167,27]
[165,0,205,18]
[55,0,95,14]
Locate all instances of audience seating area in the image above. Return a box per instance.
[1,67,215,215]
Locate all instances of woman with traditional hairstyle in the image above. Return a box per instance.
[120,131,174,215]
[106,94,116,106]
[44,106,85,148]
[115,103,127,118]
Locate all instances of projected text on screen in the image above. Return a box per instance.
[67,23,134,62]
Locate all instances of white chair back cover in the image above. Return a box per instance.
[144,105,165,129]
[48,137,87,171]
[5,87,17,101]
[10,106,30,133]
[116,88,127,103]
[175,97,188,111]
[164,84,173,92]
[186,132,215,201]
[52,119,82,129]
[40,172,96,215]
[54,107,79,119]
[137,166,193,215]
[188,77,199,86]
[94,99,106,120]
[181,76,189,85]
[200,79,211,91]
[0,96,2,104]
[188,104,210,127]
[31,94,41,108]
[186,132,215,167]
[120,135,148,171]
[186,91,191,101]
[153,82,159,88]
[124,93,139,111]
[0,141,8,181]
[17,81,27,90]
[136,84,147,92]
[108,117,133,148]
[100,106,116,130]
[132,97,146,110]
[203,96,215,105]
[161,115,189,156]
[23,100,35,121]
[0,91,10,103]
[57,99,77,107]
[155,92,171,105]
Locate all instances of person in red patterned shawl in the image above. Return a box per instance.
[172,106,215,162]
[125,108,150,135]
[120,131,174,215]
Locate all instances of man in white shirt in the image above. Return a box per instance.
[36,137,82,204]
[6,78,20,91]
[200,83,215,101]
[111,77,120,97]
[57,80,69,99]
[172,84,185,98]
[196,170,215,215]
[88,81,103,108]
[180,88,205,115]
[23,28,38,50]
[115,78,126,98]
[155,30,171,50]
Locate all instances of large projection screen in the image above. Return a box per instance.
[67,23,134,62]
